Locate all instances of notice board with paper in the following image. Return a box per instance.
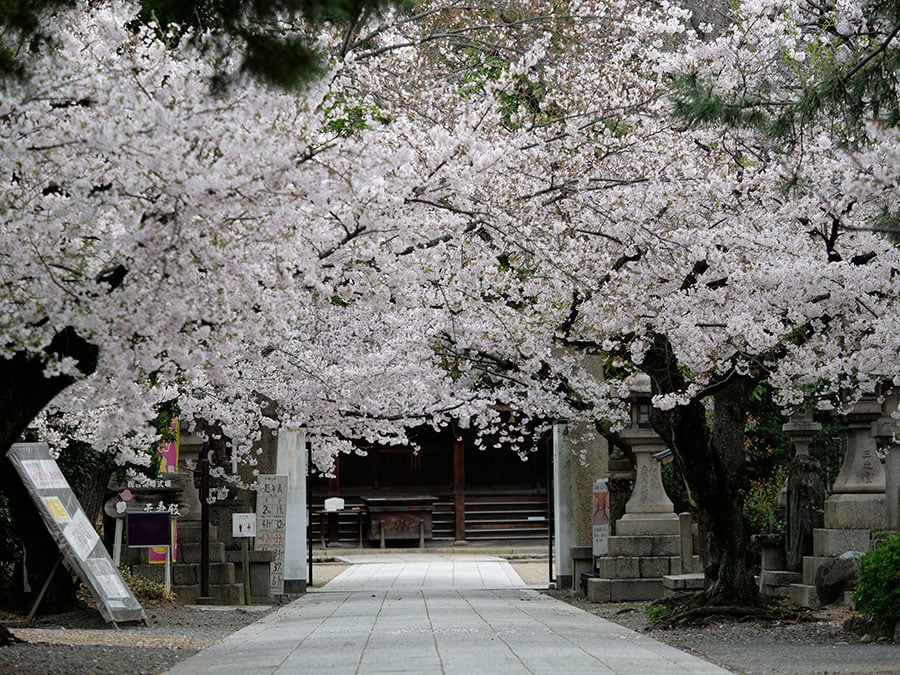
[8,443,145,624]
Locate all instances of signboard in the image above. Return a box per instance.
[8,443,145,624]
[150,421,179,564]
[592,477,611,557]
[232,513,257,538]
[256,474,287,595]
[127,513,172,547]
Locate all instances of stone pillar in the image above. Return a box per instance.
[826,397,885,530]
[553,424,576,590]
[178,433,204,522]
[277,428,308,594]
[616,374,678,536]
[871,391,900,533]
[783,409,824,573]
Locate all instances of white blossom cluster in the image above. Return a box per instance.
[3,0,897,473]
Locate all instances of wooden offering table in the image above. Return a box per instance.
[361,496,437,548]
[316,508,364,548]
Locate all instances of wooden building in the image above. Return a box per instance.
[309,427,550,546]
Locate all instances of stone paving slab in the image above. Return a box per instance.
[166,558,730,675]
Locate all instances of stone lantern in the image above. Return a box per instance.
[614,374,679,536]
[782,408,824,573]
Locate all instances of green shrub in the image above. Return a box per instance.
[852,533,900,632]
[118,568,175,604]
[741,465,788,537]
[646,603,667,627]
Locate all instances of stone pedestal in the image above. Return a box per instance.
[791,398,885,608]
[132,520,245,605]
[590,386,683,602]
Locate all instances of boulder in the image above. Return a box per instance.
[815,552,861,605]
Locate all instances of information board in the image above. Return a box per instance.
[127,512,172,547]
[8,443,145,624]
[256,474,287,594]
[232,513,257,538]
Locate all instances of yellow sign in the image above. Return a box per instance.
[43,496,71,523]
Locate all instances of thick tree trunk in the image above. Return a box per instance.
[0,327,99,612]
[0,327,98,454]
[643,334,760,606]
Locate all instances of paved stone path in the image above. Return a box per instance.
[165,554,729,674]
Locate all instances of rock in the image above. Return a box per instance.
[815,555,860,605]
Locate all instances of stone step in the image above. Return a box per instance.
[608,535,679,557]
[179,541,227,564]
[596,555,700,579]
[812,528,873,557]
[789,583,820,609]
[132,561,236,586]
[801,555,833,586]
[662,573,705,598]
[172,582,245,606]
[586,577,665,602]
[614,514,680,536]
[824,493,885,530]
[176,521,219,542]
[761,570,802,587]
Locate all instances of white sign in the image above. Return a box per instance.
[232,513,257,538]
[256,474,288,595]
[8,443,145,624]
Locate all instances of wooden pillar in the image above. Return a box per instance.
[453,433,466,542]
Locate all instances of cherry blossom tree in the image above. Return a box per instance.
[347,0,900,605]
[2,0,897,611]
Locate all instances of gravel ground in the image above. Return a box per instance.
[546,589,900,675]
[1,561,897,675]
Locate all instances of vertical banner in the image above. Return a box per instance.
[592,477,611,556]
[8,443,145,624]
[256,475,288,595]
[150,420,179,564]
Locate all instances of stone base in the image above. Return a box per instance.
[178,542,227,564]
[283,579,307,595]
[615,513,680,536]
[789,583,820,609]
[760,570,801,598]
[813,528,873,557]
[586,577,665,602]
[173,582,245,605]
[571,547,594,594]
[662,573,705,597]
[824,493,886,530]
[133,562,236,586]
[608,534,680,557]
[228,550,275,600]
[596,555,700,579]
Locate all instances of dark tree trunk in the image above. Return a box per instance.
[0,327,99,612]
[642,334,760,606]
[0,326,98,454]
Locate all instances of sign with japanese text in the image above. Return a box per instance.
[8,443,145,624]
[256,474,288,594]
